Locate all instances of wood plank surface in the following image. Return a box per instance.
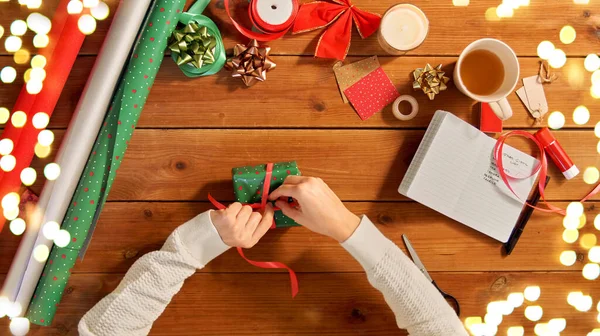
[102,129,600,202]
[1,201,596,274]
[1,0,598,57]
[0,272,598,335]
[1,56,598,129]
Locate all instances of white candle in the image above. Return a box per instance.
[378,4,429,54]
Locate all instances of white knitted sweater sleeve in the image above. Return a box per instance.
[78,211,229,336]
[341,216,468,336]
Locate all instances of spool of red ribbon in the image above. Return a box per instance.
[226,0,299,41]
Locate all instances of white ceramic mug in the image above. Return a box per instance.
[454,38,519,120]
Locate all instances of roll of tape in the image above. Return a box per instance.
[392,95,419,121]
[251,0,296,33]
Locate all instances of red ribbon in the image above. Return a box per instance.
[292,0,381,60]
[225,0,299,41]
[208,163,299,297]
[494,131,600,215]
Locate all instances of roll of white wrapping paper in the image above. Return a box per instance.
[0,0,154,315]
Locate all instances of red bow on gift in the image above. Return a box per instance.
[292,0,381,60]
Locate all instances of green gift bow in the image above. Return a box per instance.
[169,0,226,77]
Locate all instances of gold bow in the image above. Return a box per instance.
[168,23,217,68]
[225,40,276,87]
[412,64,450,100]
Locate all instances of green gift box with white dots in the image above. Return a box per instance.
[232,162,301,228]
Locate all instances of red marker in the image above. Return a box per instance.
[534,127,579,180]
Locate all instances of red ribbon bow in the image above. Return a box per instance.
[292,0,381,60]
[208,163,299,297]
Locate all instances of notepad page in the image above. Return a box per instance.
[400,111,539,242]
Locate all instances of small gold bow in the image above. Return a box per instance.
[412,64,451,100]
[168,23,217,68]
[225,40,276,87]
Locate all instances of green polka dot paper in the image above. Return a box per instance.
[26,0,186,326]
[232,162,301,228]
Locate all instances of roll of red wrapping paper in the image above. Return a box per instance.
[226,0,298,41]
[0,3,85,231]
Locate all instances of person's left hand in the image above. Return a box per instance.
[210,203,275,248]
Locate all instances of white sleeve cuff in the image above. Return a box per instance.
[176,211,230,267]
[340,215,395,272]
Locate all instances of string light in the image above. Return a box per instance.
[38,129,54,146]
[524,305,543,321]
[580,233,597,249]
[42,221,60,240]
[67,0,84,14]
[496,4,514,17]
[548,49,567,69]
[0,138,14,155]
[576,295,593,311]
[44,163,61,180]
[584,167,600,184]
[563,229,579,243]
[78,14,97,35]
[5,35,22,52]
[83,0,99,7]
[573,105,590,125]
[27,13,52,35]
[9,317,30,336]
[10,20,27,36]
[33,34,49,48]
[582,263,600,280]
[11,111,27,127]
[27,0,42,9]
[31,55,47,68]
[585,54,600,72]
[54,229,71,247]
[0,107,9,124]
[34,143,51,158]
[560,250,577,266]
[0,155,17,172]
[548,318,566,332]
[559,25,576,44]
[33,244,49,262]
[567,291,583,306]
[32,112,49,129]
[507,293,524,308]
[13,49,30,65]
[1,66,17,83]
[20,167,36,186]
[537,41,555,60]
[524,286,541,301]
[590,247,600,263]
[90,1,110,20]
[3,207,19,221]
[507,326,525,336]
[26,80,43,95]
[567,202,584,217]
[10,218,26,236]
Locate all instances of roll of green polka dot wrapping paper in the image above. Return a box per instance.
[26,0,186,326]
[233,162,301,228]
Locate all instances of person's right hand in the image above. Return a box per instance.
[269,176,360,242]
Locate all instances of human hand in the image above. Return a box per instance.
[269,176,360,242]
[210,203,274,248]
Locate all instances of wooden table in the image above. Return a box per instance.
[1,0,600,335]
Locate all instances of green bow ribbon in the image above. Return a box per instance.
[169,0,226,77]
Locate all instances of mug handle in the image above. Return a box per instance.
[489,98,512,120]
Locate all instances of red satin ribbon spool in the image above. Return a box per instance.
[208,163,299,297]
[225,0,299,41]
[493,131,600,215]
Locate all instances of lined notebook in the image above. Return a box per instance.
[399,111,539,242]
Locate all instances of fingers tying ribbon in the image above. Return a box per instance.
[169,0,226,77]
[225,0,299,41]
[292,0,381,60]
[208,163,299,298]
[494,130,600,215]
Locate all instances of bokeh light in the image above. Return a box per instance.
[595,122,600,138]
[563,229,579,243]
[67,0,84,14]
[13,49,30,65]
[567,202,584,217]
[78,14,97,35]
[547,111,565,129]
[573,105,590,125]
[33,244,49,262]
[548,318,566,332]
[537,41,555,60]
[10,218,26,236]
[0,155,16,172]
[5,36,22,52]
[27,0,42,9]
[0,108,8,124]
[9,317,30,336]
[20,167,37,186]
[496,4,514,17]
[2,192,20,210]
[585,54,600,72]
[593,70,600,85]
[464,316,482,330]
[559,26,576,44]
[91,1,110,20]
[524,305,543,321]
[42,221,60,240]
[3,207,19,221]
[507,293,524,308]
[11,111,27,128]
[484,7,501,21]
[44,163,61,180]
[484,312,502,326]
[10,20,27,36]
[534,323,549,336]
[26,80,43,94]
[580,233,597,249]
[576,295,593,311]
[38,129,54,146]
[30,68,46,82]
[524,286,541,301]
[589,246,600,263]
[563,215,580,229]
[31,55,47,68]
[83,0,99,8]
[592,85,600,99]
[595,214,600,230]
[33,34,49,48]
[0,138,14,156]
[32,112,49,129]
[567,291,583,306]
[507,326,525,336]
[0,25,4,40]
[34,143,51,158]
[27,13,52,35]
[1,66,17,84]
[582,263,600,280]
[548,49,567,69]
[584,167,600,184]
[560,250,577,266]
[54,229,71,247]
[6,302,22,318]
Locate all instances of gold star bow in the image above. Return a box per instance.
[412,64,450,100]
[225,40,276,87]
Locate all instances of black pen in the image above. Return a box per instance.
[504,176,551,255]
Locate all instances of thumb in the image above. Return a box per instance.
[275,200,302,222]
